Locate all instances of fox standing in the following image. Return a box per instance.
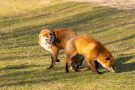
[38,28,77,69]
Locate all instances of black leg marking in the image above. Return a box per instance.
[56,59,60,62]
[47,55,55,69]
[95,61,100,69]
[71,54,84,72]
[66,62,69,73]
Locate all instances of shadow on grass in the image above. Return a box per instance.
[0,79,51,87]
[115,54,135,73]
[0,53,50,61]
[0,55,134,87]
[0,64,45,70]
[0,2,135,87]
[105,34,135,45]
[0,70,52,87]
[48,7,125,31]
[0,2,80,27]
[1,4,134,49]
[0,66,84,87]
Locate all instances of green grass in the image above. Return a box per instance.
[0,0,135,90]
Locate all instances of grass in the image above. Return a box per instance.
[0,0,135,90]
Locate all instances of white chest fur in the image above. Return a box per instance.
[40,37,52,53]
[97,59,106,68]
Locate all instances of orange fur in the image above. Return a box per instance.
[38,28,77,69]
[65,35,115,74]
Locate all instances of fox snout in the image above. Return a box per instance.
[107,66,115,72]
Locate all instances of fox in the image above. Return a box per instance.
[64,35,115,74]
[38,28,83,69]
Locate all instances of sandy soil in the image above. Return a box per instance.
[66,0,135,10]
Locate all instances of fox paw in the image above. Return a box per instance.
[56,59,60,62]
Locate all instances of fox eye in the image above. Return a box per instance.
[105,57,110,61]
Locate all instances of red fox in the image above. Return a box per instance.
[64,35,115,74]
[38,28,83,69]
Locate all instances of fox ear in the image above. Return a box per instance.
[105,57,110,61]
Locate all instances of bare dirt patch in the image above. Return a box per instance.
[66,0,135,10]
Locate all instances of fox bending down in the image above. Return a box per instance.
[65,35,115,74]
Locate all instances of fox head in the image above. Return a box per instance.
[97,49,115,72]
[38,29,55,45]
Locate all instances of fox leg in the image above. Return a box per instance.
[47,47,59,69]
[64,41,78,72]
[71,54,82,72]
[95,61,100,69]
[77,54,84,68]
[64,56,71,73]
[71,60,79,72]
[64,52,77,73]
[87,58,100,74]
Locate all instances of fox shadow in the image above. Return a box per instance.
[115,55,135,73]
[81,54,135,73]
